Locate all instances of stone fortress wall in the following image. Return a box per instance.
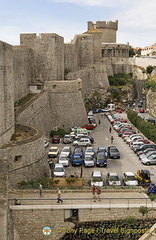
[0,41,15,147]
[10,205,156,240]
[0,20,154,240]
[1,125,49,188]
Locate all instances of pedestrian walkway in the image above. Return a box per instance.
[9,189,154,209]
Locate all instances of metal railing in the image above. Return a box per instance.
[8,197,155,210]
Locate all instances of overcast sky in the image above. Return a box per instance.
[0,0,156,48]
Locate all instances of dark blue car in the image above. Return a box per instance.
[70,153,83,166]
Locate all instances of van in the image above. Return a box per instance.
[107,103,115,111]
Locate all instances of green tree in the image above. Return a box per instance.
[129,45,135,57]
[139,206,148,218]
[146,65,154,74]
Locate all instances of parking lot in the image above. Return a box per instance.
[46,112,156,186]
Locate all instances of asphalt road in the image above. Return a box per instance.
[47,113,156,186]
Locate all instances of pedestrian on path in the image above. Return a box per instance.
[111,136,114,144]
[96,187,101,201]
[57,188,63,203]
[109,126,112,133]
[92,184,97,202]
[39,184,43,197]
[99,120,101,125]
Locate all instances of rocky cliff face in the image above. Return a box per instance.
[132,65,147,80]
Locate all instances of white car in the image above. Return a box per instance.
[106,172,121,186]
[60,146,72,158]
[126,135,143,144]
[91,171,104,187]
[85,146,95,157]
[44,139,49,148]
[84,155,95,167]
[53,163,66,177]
[58,154,69,166]
[123,172,138,186]
[48,147,59,158]
[73,138,91,147]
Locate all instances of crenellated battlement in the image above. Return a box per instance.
[88,20,118,31]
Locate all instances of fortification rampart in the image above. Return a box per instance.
[0,125,49,188]
[9,205,156,240]
[20,33,64,82]
[16,80,87,134]
[15,91,52,136]
[13,46,33,102]
[0,41,15,147]
[44,80,88,129]
[129,57,156,68]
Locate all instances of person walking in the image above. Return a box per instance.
[111,136,114,144]
[39,183,43,197]
[99,119,101,125]
[109,126,112,133]
[57,188,63,203]
[92,184,97,202]
[96,187,101,201]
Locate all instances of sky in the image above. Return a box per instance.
[0,0,156,48]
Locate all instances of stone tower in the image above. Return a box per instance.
[20,33,64,83]
[0,41,15,146]
[87,20,118,43]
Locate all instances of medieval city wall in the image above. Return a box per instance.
[15,91,52,137]
[2,125,49,188]
[20,33,64,82]
[10,206,156,240]
[0,41,15,146]
[44,80,88,129]
[13,46,33,102]
[129,57,156,68]
[16,80,88,135]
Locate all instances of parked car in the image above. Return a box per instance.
[52,135,60,143]
[80,135,94,143]
[139,108,145,113]
[96,152,107,167]
[48,147,59,158]
[53,163,66,177]
[141,154,156,165]
[136,144,156,155]
[91,171,104,187]
[44,139,49,148]
[139,150,156,160]
[63,135,73,144]
[85,146,95,157]
[70,153,83,166]
[107,146,120,159]
[73,138,91,147]
[84,155,95,167]
[80,123,95,130]
[122,172,139,186]
[97,147,108,157]
[106,172,121,186]
[58,154,69,167]
[60,146,72,158]
[73,147,84,157]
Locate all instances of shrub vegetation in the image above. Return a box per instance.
[127,110,156,143]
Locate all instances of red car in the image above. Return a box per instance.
[81,124,95,130]
[52,135,60,143]
[139,108,145,113]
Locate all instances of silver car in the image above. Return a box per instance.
[84,154,95,167]
[141,154,156,165]
[106,172,121,186]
